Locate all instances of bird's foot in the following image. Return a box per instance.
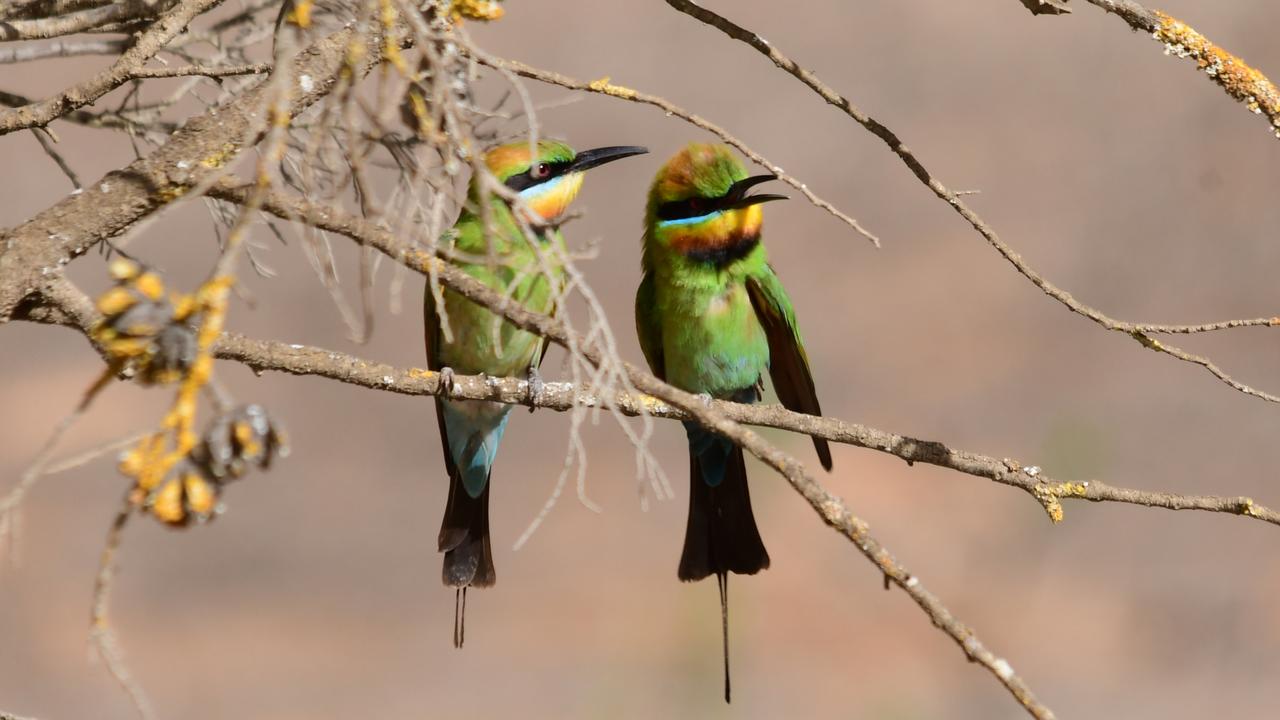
[526,365,543,413]
[697,392,715,408]
[439,366,456,398]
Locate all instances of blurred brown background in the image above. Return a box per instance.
[5,1,1280,718]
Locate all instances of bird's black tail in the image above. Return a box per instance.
[435,400,495,648]
[679,439,769,703]
[679,441,770,581]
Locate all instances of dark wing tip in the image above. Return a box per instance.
[815,438,833,471]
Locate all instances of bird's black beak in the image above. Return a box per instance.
[725,174,788,209]
[568,145,649,173]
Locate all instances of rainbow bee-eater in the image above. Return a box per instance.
[426,139,647,645]
[635,143,833,701]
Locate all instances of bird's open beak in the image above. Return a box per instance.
[568,145,649,173]
[725,174,788,209]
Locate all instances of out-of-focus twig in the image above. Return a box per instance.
[89,494,153,720]
[0,38,128,63]
[0,0,226,134]
[0,89,179,134]
[0,23,392,322]
[29,126,82,190]
[0,1,170,41]
[127,62,272,79]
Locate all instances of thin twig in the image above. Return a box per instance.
[0,23,394,321]
[0,366,115,563]
[89,494,153,720]
[30,126,82,190]
[127,61,272,79]
[0,2,158,41]
[0,38,128,64]
[44,432,149,475]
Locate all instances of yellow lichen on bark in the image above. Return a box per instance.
[284,0,312,28]
[1032,481,1090,524]
[1153,11,1280,136]
[200,143,240,170]
[451,0,504,22]
[588,76,638,100]
[378,0,411,75]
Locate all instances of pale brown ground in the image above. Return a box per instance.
[4,1,1280,718]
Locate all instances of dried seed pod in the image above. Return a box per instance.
[144,459,222,527]
[193,404,290,481]
[151,323,198,382]
[90,259,198,384]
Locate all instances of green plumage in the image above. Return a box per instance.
[635,142,832,702]
[423,138,647,646]
[427,199,560,381]
[636,243,771,396]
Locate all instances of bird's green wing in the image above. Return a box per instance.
[634,271,665,380]
[745,266,833,470]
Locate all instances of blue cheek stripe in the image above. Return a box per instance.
[519,174,565,201]
[656,210,723,228]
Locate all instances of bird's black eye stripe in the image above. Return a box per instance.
[656,196,720,222]
[504,161,571,192]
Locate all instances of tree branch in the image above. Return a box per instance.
[26,270,1279,533]
[0,23,388,322]
[1018,1,1280,138]
[209,335,1280,530]
[0,1,161,41]
[0,0,224,133]
[663,0,1280,406]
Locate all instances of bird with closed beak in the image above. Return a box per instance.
[426,139,648,646]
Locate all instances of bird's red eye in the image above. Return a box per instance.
[688,198,704,213]
[532,163,551,180]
